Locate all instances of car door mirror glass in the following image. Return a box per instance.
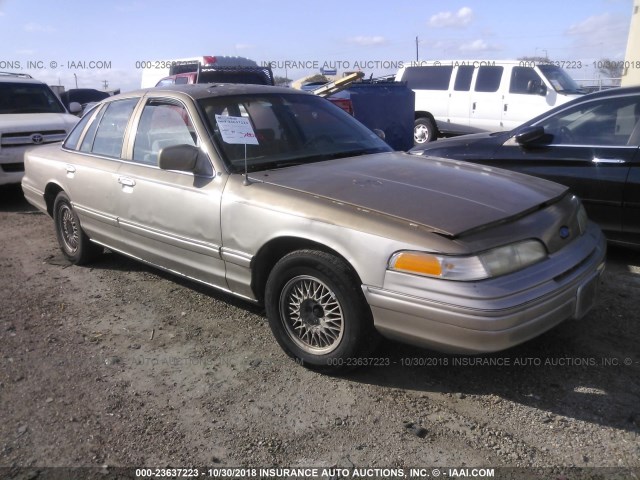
[158,144,199,172]
[515,126,546,145]
[68,102,82,114]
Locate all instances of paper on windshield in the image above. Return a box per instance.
[215,115,259,145]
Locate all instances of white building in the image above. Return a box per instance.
[622,0,640,86]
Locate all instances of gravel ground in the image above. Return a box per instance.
[1,184,639,480]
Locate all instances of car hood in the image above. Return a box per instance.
[0,113,78,132]
[409,131,508,155]
[250,152,567,237]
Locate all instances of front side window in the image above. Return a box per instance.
[510,67,544,94]
[199,94,391,173]
[535,96,640,146]
[133,100,196,165]
[89,98,139,158]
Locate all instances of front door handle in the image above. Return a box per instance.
[65,164,76,174]
[118,176,136,187]
[592,157,626,164]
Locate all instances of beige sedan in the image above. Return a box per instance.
[22,84,606,371]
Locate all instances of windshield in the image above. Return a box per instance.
[0,82,67,114]
[537,65,585,94]
[198,93,391,173]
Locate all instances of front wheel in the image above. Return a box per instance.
[414,117,437,144]
[265,250,379,371]
[53,192,102,265]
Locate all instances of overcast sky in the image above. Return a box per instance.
[0,0,634,92]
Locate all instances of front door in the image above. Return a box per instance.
[115,97,228,288]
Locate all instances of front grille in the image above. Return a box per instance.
[1,130,67,146]
[1,162,24,172]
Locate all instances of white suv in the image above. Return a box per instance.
[0,72,80,185]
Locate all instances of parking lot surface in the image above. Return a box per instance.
[1,184,639,477]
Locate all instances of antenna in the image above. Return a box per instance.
[243,143,251,186]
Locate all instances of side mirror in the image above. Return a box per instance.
[373,128,386,140]
[158,144,199,172]
[515,126,545,145]
[68,102,82,114]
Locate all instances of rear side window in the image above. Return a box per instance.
[88,98,139,158]
[402,66,453,90]
[156,78,175,87]
[63,107,100,150]
[454,65,475,91]
[510,67,544,94]
[475,66,504,92]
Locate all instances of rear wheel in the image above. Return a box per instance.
[265,250,379,371]
[414,116,437,144]
[53,192,102,265]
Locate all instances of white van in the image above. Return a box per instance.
[395,60,586,143]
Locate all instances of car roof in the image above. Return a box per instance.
[124,83,301,101]
[0,72,42,84]
[573,85,640,100]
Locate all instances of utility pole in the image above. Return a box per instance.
[416,36,419,62]
[102,80,109,90]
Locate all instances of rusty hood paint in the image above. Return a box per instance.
[249,152,568,237]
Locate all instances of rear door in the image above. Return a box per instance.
[447,65,474,134]
[489,94,640,234]
[60,97,139,249]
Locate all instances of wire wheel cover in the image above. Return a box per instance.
[279,275,344,354]
[59,205,79,253]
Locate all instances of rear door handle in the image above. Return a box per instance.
[592,158,626,164]
[118,176,136,187]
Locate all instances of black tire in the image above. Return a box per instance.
[53,192,102,265]
[265,250,379,372]
[414,116,437,144]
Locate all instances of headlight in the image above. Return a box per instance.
[577,203,588,235]
[389,240,547,281]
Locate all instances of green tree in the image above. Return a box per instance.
[274,76,292,86]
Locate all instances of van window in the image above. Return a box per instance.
[403,66,453,90]
[510,67,543,94]
[454,65,474,91]
[475,66,504,93]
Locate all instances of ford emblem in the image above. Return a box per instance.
[559,226,570,239]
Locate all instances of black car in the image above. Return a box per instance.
[410,86,640,247]
[60,88,110,115]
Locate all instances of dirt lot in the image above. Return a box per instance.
[1,184,639,479]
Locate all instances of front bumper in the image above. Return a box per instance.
[0,144,28,186]
[363,223,607,354]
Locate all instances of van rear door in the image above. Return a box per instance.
[447,65,474,134]
[470,65,505,131]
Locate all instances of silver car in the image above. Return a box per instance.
[22,84,606,371]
